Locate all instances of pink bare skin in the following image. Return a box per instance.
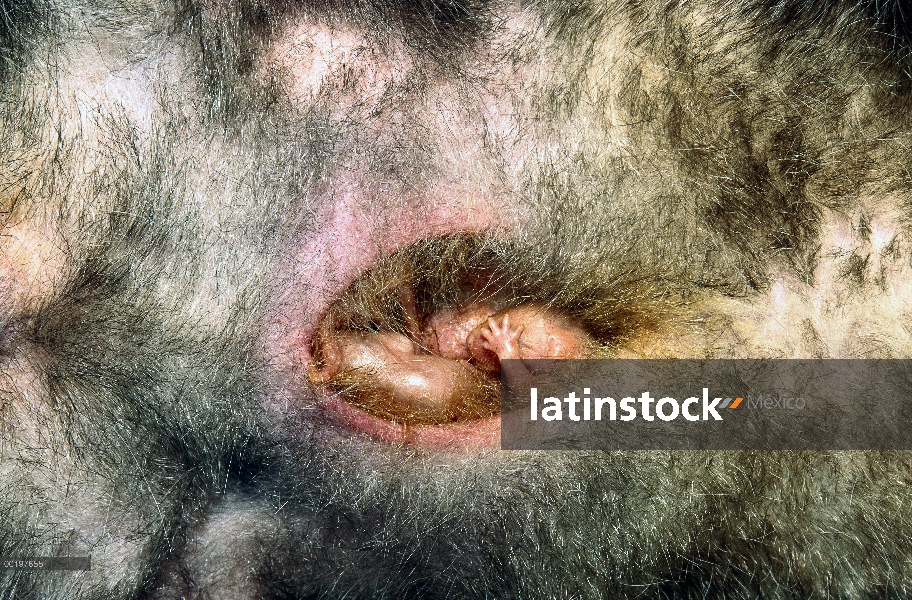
[468,304,592,368]
[466,304,593,393]
[420,302,498,358]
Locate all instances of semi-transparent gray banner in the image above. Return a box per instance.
[499,360,912,450]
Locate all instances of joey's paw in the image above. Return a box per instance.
[480,314,524,360]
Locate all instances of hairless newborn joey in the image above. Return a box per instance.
[309,288,593,425]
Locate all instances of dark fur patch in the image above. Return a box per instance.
[0,0,51,78]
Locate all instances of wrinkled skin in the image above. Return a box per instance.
[3,0,912,598]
